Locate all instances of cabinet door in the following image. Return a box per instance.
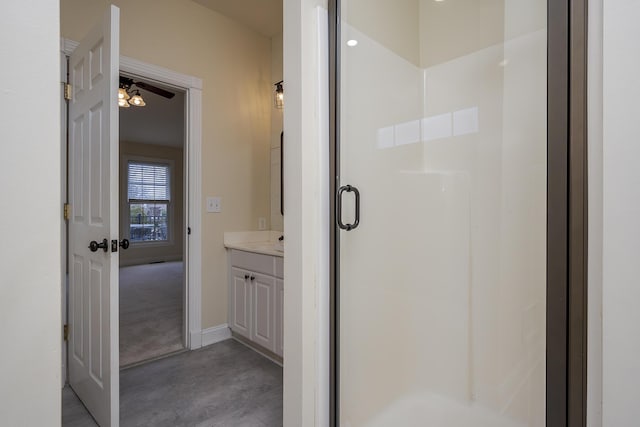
[251,272,276,352]
[231,267,251,339]
[275,279,284,357]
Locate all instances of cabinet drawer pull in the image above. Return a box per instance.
[250,276,255,281]
[245,274,250,280]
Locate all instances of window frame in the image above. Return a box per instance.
[122,155,175,248]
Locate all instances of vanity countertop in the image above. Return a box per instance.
[223,231,284,257]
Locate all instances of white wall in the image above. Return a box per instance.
[283,0,328,425]
[600,0,640,424]
[0,1,61,424]
[345,0,420,66]
[587,0,603,426]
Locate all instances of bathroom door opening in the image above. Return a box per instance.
[118,72,188,367]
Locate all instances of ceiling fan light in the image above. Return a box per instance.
[118,98,130,108]
[118,87,130,100]
[129,92,146,107]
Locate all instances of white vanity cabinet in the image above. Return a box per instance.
[275,278,284,356]
[230,267,252,340]
[228,249,284,358]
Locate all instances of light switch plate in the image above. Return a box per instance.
[258,217,267,230]
[206,197,221,213]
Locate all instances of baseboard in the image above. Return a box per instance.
[190,331,202,349]
[231,334,283,367]
[201,324,231,347]
[119,255,183,267]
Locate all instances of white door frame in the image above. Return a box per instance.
[61,38,204,352]
[60,51,68,388]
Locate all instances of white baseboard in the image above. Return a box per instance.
[201,324,231,347]
[231,335,283,367]
[119,255,183,267]
[190,331,203,349]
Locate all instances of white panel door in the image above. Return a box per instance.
[68,5,120,427]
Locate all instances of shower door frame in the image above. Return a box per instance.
[327,0,589,426]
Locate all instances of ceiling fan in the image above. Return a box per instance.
[118,76,175,108]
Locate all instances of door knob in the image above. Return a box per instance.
[110,239,130,252]
[88,239,109,253]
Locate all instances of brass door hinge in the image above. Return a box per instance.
[64,203,71,221]
[63,324,69,341]
[64,83,72,101]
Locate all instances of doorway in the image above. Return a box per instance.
[118,73,187,367]
[61,29,206,423]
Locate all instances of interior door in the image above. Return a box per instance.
[336,1,548,426]
[68,6,120,427]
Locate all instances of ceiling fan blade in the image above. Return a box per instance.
[133,81,176,99]
[119,76,134,88]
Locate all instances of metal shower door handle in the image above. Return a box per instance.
[337,185,360,231]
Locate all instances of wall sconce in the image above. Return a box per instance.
[274,80,284,109]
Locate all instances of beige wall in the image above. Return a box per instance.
[271,32,284,232]
[61,0,272,329]
[0,0,61,424]
[119,141,184,266]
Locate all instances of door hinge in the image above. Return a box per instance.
[63,324,69,341]
[64,83,72,101]
[64,203,71,221]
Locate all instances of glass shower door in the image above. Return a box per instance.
[337,1,547,426]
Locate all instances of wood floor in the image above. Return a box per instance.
[62,339,283,426]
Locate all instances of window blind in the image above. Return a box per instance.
[127,162,170,201]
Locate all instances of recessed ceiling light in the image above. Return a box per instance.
[347,39,358,47]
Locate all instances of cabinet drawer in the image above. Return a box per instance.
[230,249,275,276]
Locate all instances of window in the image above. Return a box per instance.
[127,161,170,242]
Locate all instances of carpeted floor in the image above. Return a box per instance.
[120,261,184,367]
[62,340,283,426]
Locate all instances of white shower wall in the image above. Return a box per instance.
[339,0,546,425]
